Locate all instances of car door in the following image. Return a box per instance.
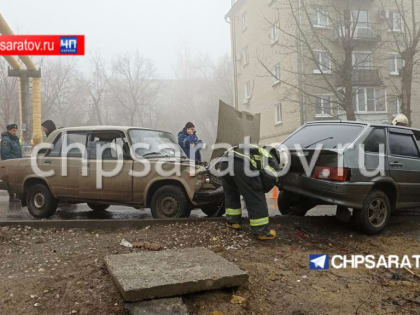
[387,127,420,207]
[37,131,86,198]
[79,131,133,202]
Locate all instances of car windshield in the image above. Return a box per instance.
[128,129,186,158]
[283,124,365,149]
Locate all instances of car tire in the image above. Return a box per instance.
[26,183,58,219]
[151,185,190,219]
[201,200,225,217]
[277,190,313,216]
[87,203,110,212]
[354,190,391,235]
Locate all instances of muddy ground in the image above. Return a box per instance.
[1,215,420,315]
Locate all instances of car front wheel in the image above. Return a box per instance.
[354,190,391,235]
[150,185,190,219]
[26,183,58,219]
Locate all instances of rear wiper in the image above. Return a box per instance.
[304,137,334,149]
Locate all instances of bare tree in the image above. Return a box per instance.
[261,0,385,120]
[109,52,160,127]
[380,0,420,124]
[39,58,88,126]
[86,53,110,125]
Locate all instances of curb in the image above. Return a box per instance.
[0,217,225,230]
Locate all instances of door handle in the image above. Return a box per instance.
[390,161,403,167]
[44,160,52,165]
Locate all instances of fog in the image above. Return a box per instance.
[0,1,233,161]
[1,0,231,78]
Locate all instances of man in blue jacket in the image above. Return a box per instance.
[178,122,203,162]
[1,124,23,202]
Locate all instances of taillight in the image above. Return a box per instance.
[313,167,350,182]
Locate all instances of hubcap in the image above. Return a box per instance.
[33,192,46,209]
[368,198,387,228]
[159,196,179,217]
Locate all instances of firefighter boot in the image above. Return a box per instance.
[253,225,276,240]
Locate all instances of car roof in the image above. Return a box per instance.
[57,126,161,132]
[305,120,420,133]
[45,126,173,143]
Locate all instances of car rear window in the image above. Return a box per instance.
[283,124,364,149]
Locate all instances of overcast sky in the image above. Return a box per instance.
[1,0,232,78]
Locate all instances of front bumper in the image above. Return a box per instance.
[278,172,373,209]
[193,186,224,205]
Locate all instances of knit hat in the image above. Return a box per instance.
[185,122,195,129]
[7,124,18,130]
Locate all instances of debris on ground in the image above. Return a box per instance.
[132,241,162,251]
[120,239,133,248]
[1,216,420,314]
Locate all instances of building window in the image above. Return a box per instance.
[313,50,331,74]
[242,47,249,66]
[352,10,371,38]
[353,87,386,113]
[389,95,401,115]
[244,80,252,101]
[241,13,248,32]
[388,11,403,32]
[272,63,281,85]
[315,95,332,117]
[312,8,329,28]
[352,52,372,69]
[275,103,282,124]
[389,54,404,75]
[270,23,280,44]
[352,10,369,29]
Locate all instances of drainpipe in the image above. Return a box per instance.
[225,14,239,109]
[296,0,305,125]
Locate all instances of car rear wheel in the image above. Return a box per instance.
[277,190,313,216]
[151,185,190,219]
[354,190,391,235]
[26,183,58,219]
[87,203,110,212]
[201,200,225,217]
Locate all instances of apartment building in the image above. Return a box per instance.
[226,0,420,144]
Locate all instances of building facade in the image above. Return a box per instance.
[226,0,420,144]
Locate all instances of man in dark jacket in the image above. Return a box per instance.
[178,122,203,162]
[42,120,57,137]
[220,145,282,240]
[1,124,23,202]
[1,124,22,160]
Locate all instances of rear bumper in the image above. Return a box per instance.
[193,186,224,204]
[278,172,373,209]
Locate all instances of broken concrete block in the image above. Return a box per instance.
[105,247,248,302]
[124,297,188,315]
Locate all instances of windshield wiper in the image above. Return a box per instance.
[304,136,334,149]
[142,152,164,157]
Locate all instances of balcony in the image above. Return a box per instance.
[335,26,381,43]
[336,68,382,87]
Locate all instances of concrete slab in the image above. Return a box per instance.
[124,298,189,315]
[105,247,248,302]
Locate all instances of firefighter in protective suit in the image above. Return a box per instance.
[220,145,282,240]
[392,114,409,127]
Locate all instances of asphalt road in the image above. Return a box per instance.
[0,190,342,222]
